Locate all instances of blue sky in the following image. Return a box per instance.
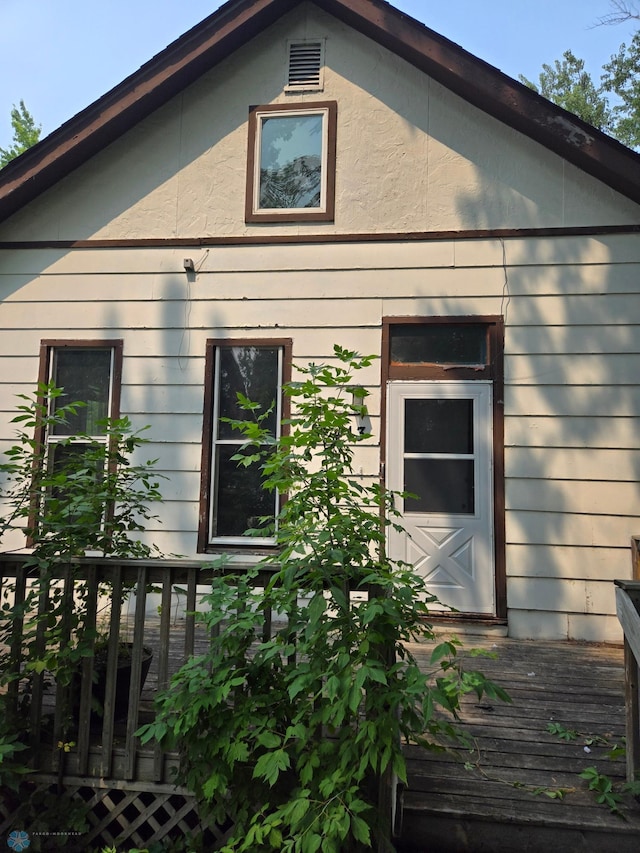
[1,0,637,148]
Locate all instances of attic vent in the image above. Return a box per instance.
[286,39,325,91]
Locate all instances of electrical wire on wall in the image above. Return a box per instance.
[178,249,209,370]
[499,237,510,324]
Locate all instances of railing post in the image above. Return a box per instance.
[76,563,99,775]
[124,564,149,781]
[101,562,123,778]
[623,636,640,782]
[615,575,640,783]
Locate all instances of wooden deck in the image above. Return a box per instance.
[396,635,640,853]
[3,553,640,850]
[98,624,640,852]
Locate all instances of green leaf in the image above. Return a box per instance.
[301,833,322,853]
[257,731,281,749]
[350,814,371,845]
[253,748,291,787]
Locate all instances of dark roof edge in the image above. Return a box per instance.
[0,0,297,223]
[318,0,640,204]
[0,0,639,225]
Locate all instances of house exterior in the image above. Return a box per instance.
[1,0,639,643]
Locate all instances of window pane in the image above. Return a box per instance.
[404,459,475,514]
[48,443,104,525]
[213,445,275,537]
[217,347,279,440]
[52,349,112,435]
[405,399,473,454]
[259,114,323,209]
[391,324,487,365]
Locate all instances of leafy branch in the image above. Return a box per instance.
[138,345,509,851]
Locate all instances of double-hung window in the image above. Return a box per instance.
[199,339,291,550]
[39,340,123,486]
[245,101,337,222]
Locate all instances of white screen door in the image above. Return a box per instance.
[386,381,495,614]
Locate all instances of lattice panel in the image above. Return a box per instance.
[1,782,231,851]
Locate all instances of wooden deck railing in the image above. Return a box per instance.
[615,536,640,782]
[0,554,279,784]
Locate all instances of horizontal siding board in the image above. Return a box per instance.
[383,294,640,324]
[506,478,640,516]
[121,383,208,414]
[505,262,640,296]
[506,509,637,547]
[507,576,616,615]
[507,609,623,642]
[506,353,640,384]
[0,357,39,385]
[505,415,640,449]
[506,385,640,417]
[123,413,202,444]
[565,613,622,642]
[145,470,201,502]
[143,442,203,472]
[0,299,386,329]
[0,329,360,359]
[506,323,640,355]
[505,543,631,581]
[506,447,639,481]
[147,499,199,533]
[454,234,640,269]
[3,294,638,330]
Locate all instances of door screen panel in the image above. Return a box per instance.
[404,458,474,514]
[404,399,473,453]
[403,398,475,514]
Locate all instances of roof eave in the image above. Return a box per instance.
[0,0,298,223]
[1,0,639,225]
[316,0,640,205]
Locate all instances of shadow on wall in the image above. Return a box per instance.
[454,176,640,635]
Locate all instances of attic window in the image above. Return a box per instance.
[286,40,325,91]
[245,101,337,223]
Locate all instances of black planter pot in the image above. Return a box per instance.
[71,643,153,724]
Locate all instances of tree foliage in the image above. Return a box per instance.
[520,23,640,150]
[520,50,613,132]
[601,32,640,148]
[0,100,41,168]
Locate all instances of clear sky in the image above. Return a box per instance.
[1,0,637,148]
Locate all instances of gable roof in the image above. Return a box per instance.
[1,0,639,226]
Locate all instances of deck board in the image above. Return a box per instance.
[397,635,640,852]
[18,615,640,851]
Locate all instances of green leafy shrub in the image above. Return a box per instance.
[138,346,509,852]
[0,382,164,770]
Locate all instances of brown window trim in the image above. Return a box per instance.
[381,317,506,620]
[198,337,293,554]
[245,101,337,223]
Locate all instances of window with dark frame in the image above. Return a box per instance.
[36,341,123,526]
[245,101,337,222]
[199,339,291,550]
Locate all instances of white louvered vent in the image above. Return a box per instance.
[286,39,325,91]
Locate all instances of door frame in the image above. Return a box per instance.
[381,316,506,620]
